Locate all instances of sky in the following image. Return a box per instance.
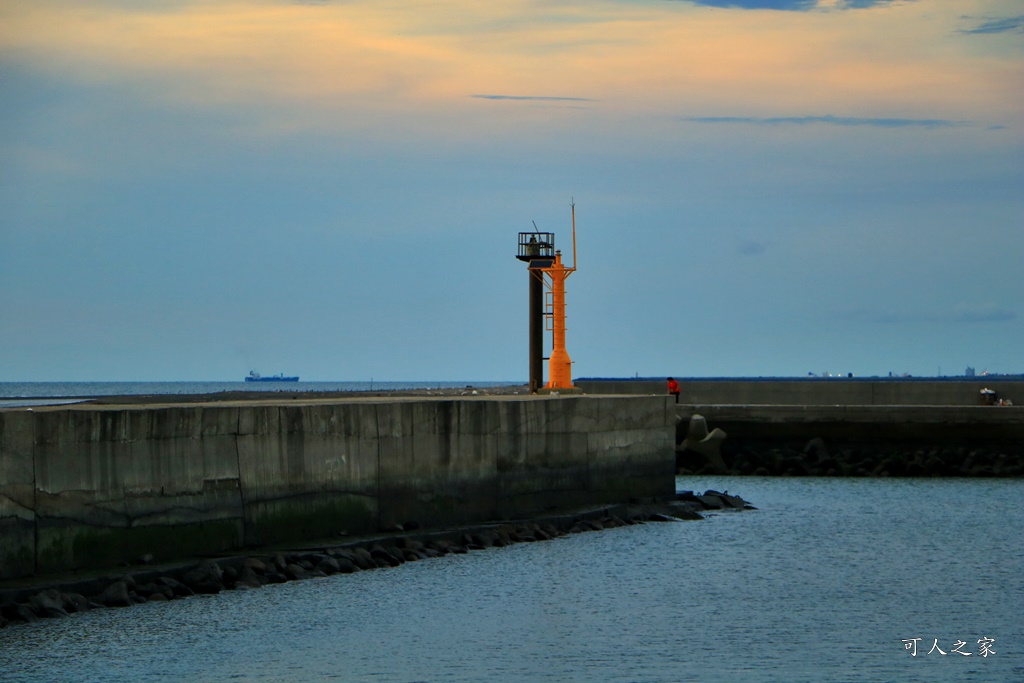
[1,0,1022,382]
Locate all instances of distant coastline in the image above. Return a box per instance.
[578,375,1024,382]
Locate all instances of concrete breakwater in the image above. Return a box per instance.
[578,378,1024,406]
[0,395,675,581]
[573,379,1024,477]
[0,491,753,629]
[676,407,1024,477]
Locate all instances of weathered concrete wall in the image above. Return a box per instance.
[0,396,675,580]
[674,404,1024,477]
[577,379,1024,406]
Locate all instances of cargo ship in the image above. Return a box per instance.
[245,371,299,382]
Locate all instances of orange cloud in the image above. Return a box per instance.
[2,0,1018,134]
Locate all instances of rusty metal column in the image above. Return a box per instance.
[529,268,544,393]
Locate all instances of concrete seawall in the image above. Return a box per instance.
[575,379,1024,477]
[578,378,1024,406]
[674,404,1024,477]
[0,396,675,580]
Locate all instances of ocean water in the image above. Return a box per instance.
[0,476,1020,682]
[0,381,519,408]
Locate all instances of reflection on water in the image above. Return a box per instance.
[0,477,1021,682]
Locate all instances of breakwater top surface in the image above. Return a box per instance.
[578,377,1024,406]
[0,381,527,409]
[0,477,1019,683]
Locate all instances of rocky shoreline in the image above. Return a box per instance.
[0,491,753,630]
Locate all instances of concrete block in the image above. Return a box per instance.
[0,412,36,578]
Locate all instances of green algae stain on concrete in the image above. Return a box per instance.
[35,521,244,575]
[248,496,376,546]
[2,543,35,578]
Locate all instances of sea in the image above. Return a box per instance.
[0,476,1021,683]
[0,381,519,409]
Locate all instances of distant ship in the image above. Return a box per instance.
[245,371,299,382]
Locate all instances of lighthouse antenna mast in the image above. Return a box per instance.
[568,198,577,274]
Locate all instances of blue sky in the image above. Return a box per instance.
[1,0,1021,381]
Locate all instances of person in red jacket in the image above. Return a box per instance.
[666,377,681,403]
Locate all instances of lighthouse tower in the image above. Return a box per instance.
[515,202,578,393]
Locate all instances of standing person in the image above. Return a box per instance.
[666,377,681,404]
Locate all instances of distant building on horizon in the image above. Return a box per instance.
[966,366,976,377]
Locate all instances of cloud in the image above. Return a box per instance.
[958,15,1024,35]
[950,305,1018,323]
[841,305,1017,324]
[836,0,902,8]
[736,238,770,255]
[471,94,595,102]
[678,0,900,10]
[679,0,817,9]
[680,115,972,128]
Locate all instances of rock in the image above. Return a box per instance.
[135,583,173,601]
[804,437,828,460]
[333,557,358,573]
[183,560,224,594]
[221,566,239,587]
[665,502,704,520]
[398,538,426,552]
[470,532,495,548]
[695,495,726,510]
[157,576,194,598]
[29,589,68,618]
[678,415,729,473]
[370,546,402,567]
[647,513,679,522]
[63,593,91,613]
[299,552,329,564]
[349,547,376,570]
[242,557,267,574]
[236,566,265,588]
[315,557,341,574]
[718,493,748,510]
[95,580,133,608]
[12,604,40,623]
[686,414,709,441]
[284,563,311,581]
